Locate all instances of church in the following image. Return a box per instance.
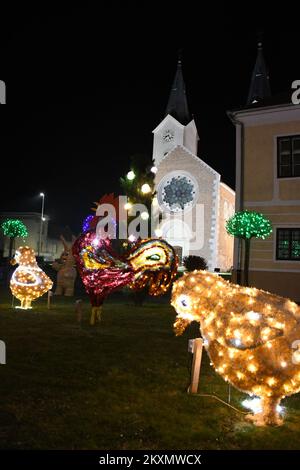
[152,56,235,271]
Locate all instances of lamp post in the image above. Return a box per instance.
[38,192,45,256]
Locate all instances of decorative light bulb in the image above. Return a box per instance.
[141,212,149,220]
[141,183,151,194]
[127,171,135,181]
[246,311,260,321]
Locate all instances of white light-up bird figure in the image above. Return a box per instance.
[10,246,53,309]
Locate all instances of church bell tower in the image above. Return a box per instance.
[152,53,199,168]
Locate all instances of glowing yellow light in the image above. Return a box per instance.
[267,377,277,387]
[10,246,53,309]
[141,183,151,194]
[246,311,260,321]
[124,202,132,210]
[141,212,149,220]
[247,363,258,373]
[229,349,236,358]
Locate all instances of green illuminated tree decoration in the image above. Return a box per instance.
[120,153,156,241]
[1,218,28,258]
[120,154,156,306]
[120,154,155,206]
[226,210,272,286]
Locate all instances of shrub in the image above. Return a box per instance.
[183,255,208,272]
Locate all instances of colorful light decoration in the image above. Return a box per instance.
[226,210,272,286]
[72,230,178,325]
[172,270,300,426]
[10,246,53,309]
[127,238,178,296]
[82,215,95,233]
[1,218,28,238]
[226,210,272,240]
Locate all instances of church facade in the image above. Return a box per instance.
[152,57,235,271]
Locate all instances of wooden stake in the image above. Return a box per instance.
[75,299,83,323]
[47,291,52,309]
[0,340,6,365]
[188,337,203,394]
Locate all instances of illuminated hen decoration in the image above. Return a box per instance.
[73,231,177,325]
[10,246,53,309]
[172,270,300,426]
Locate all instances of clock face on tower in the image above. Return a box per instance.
[157,171,199,213]
[162,129,174,143]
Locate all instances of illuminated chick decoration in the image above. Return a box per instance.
[10,246,53,309]
[73,231,177,325]
[172,270,300,426]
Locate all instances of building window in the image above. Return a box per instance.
[277,135,300,177]
[276,228,300,260]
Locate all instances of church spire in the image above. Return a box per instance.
[247,41,271,105]
[165,50,191,125]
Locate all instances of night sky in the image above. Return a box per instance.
[0,6,299,234]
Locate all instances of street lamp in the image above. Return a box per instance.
[38,192,45,256]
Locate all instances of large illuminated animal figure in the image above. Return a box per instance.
[172,270,300,426]
[10,246,53,309]
[73,230,177,325]
[52,235,77,296]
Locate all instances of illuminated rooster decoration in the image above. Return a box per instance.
[10,246,53,309]
[172,270,300,426]
[73,230,177,325]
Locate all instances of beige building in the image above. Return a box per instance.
[153,56,235,270]
[228,43,300,301]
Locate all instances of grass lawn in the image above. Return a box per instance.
[0,290,300,450]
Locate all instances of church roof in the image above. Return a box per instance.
[228,91,294,115]
[165,54,191,125]
[246,42,271,105]
[158,144,220,178]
